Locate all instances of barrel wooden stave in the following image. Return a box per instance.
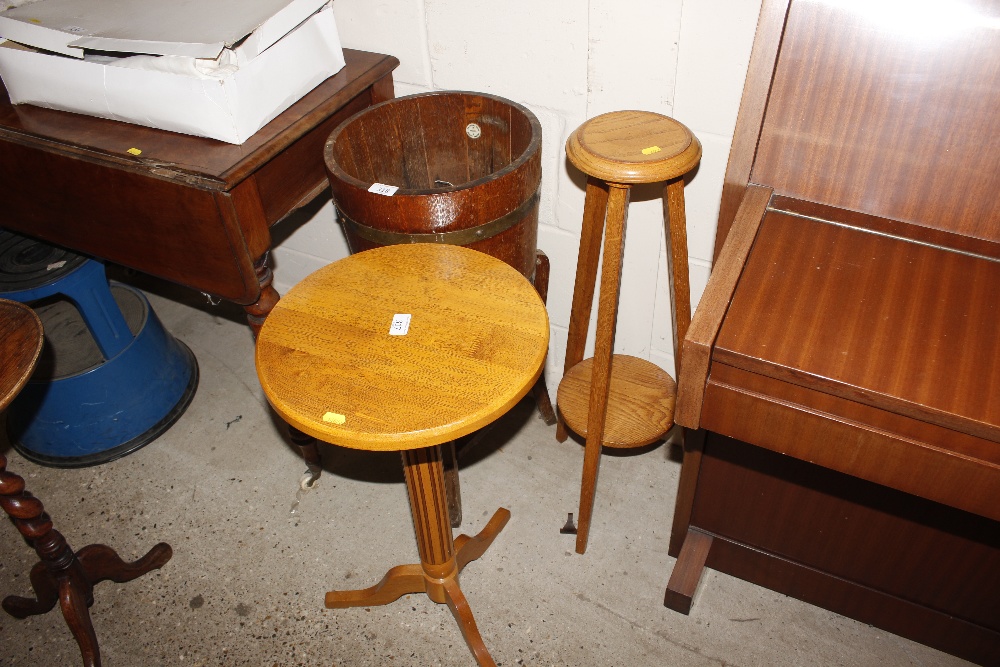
[324,91,541,279]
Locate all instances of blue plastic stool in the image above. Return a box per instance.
[0,230,198,467]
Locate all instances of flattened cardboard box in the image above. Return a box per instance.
[0,0,345,143]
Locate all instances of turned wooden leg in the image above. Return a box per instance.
[403,446,504,666]
[557,178,610,442]
[243,254,326,474]
[244,254,281,337]
[0,454,171,667]
[531,250,557,426]
[575,183,629,555]
[401,446,457,603]
[288,426,323,474]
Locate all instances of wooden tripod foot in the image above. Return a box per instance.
[76,543,173,586]
[325,508,509,665]
[455,508,510,571]
[443,577,497,667]
[1,454,172,667]
[324,564,425,608]
[3,542,173,619]
[58,576,101,667]
[2,560,59,618]
[4,540,173,667]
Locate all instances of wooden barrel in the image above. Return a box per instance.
[323,91,542,280]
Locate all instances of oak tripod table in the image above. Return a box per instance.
[0,299,171,667]
[255,243,549,666]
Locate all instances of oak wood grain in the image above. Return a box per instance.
[675,185,771,429]
[664,178,692,372]
[557,355,676,449]
[566,111,701,185]
[256,243,548,451]
[559,111,701,553]
[555,177,609,443]
[574,183,630,554]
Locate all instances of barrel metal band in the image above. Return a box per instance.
[340,190,540,246]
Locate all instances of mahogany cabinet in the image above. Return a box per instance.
[666,1,1000,663]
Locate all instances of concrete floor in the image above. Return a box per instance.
[0,274,972,667]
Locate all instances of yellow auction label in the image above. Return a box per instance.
[322,412,346,425]
[641,145,662,155]
[127,147,142,156]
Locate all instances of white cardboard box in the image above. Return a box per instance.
[0,0,345,143]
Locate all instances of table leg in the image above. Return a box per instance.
[444,441,463,528]
[0,454,171,667]
[244,254,324,473]
[531,250,557,426]
[324,444,508,667]
[288,426,322,473]
[244,254,281,337]
[557,177,610,442]
[575,183,630,555]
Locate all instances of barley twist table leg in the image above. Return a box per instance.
[0,454,171,667]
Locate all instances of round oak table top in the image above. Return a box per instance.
[0,299,43,412]
[256,243,549,452]
[566,110,701,184]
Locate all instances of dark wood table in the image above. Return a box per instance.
[0,49,398,332]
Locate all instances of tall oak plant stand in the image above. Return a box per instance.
[556,111,701,553]
[0,299,171,667]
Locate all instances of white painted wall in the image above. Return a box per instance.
[270,0,763,391]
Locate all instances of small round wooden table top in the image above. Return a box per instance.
[557,355,676,449]
[256,243,549,452]
[0,299,43,412]
[565,110,701,184]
